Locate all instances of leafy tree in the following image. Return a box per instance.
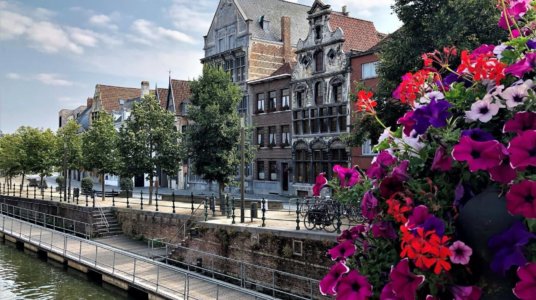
[118,94,182,204]
[56,120,82,196]
[184,65,253,200]
[81,114,119,201]
[0,133,22,186]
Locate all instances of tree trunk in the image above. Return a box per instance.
[68,169,72,199]
[39,174,44,195]
[20,173,25,192]
[101,173,105,202]
[218,181,224,205]
[148,174,153,205]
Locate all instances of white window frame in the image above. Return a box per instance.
[361,139,377,156]
[362,61,379,79]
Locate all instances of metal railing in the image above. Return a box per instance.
[0,215,273,300]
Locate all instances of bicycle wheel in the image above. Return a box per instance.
[303,210,318,230]
[321,204,337,233]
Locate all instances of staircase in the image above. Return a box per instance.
[92,208,122,237]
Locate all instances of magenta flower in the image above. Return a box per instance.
[336,270,373,300]
[489,156,517,184]
[488,221,535,275]
[431,146,453,171]
[465,98,499,123]
[513,263,536,300]
[379,176,404,198]
[450,285,482,300]
[319,262,349,296]
[361,191,379,221]
[367,151,397,180]
[372,221,397,239]
[505,52,536,77]
[380,283,404,300]
[389,259,425,300]
[506,180,536,218]
[327,240,356,261]
[391,160,410,182]
[313,172,327,196]
[337,225,367,243]
[406,205,430,229]
[449,241,473,265]
[508,130,536,169]
[333,165,360,188]
[398,111,416,137]
[452,136,505,172]
[504,112,536,134]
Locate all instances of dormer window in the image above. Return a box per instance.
[315,25,322,40]
[300,55,311,66]
[314,50,324,73]
[327,49,336,60]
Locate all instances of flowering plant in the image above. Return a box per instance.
[319,1,536,299]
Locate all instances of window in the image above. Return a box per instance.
[257,161,265,180]
[238,96,248,114]
[311,109,318,133]
[295,148,309,183]
[257,127,265,147]
[312,147,328,182]
[300,55,311,66]
[315,25,322,40]
[293,120,301,135]
[281,89,290,110]
[228,59,235,81]
[268,126,276,146]
[269,161,277,181]
[281,125,290,146]
[362,61,379,79]
[330,147,348,173]
[332,83,342,103]
[219,38,225,52]
[236,56,245,82]
[228,35,235,49]
[327,49,336,60]
[314,50,324,72]
[339,114,347,132]
[315,82,323,105]
[256,93,265,113]
[59,116,62,127]
[296,90,304,108]
[180,103,189,115]
[362,139,377,155]
[268,91,277,112]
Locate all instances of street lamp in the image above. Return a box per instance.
[240,116,245,223]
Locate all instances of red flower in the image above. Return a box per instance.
[387,198,411,224]
[394,70,433,107]
[457,50,505,85]
[356,90,378,114]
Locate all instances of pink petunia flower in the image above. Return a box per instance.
[508,130,536,169]
[431,146,453,171]
[327,240,356,261]
[465,98,500,123]
[380,283,404,300]
[361,191,379,221]
[451,285,482,300]
[449,241,473,265]
[333,165,360,188]
[337,224,368,243]
[513,262,536,300]
[319,262,350,296]
[336,270,373,300]
[452,136,505,172]
[489,156,517,184]
[506,180,536,218]
[504,112,536,134]
[312,172,327,196]
[389,259,425,300]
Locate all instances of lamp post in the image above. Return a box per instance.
[240,116,245,223]
[63,141,67,202]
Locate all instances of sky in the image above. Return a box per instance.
[0,0,401,134]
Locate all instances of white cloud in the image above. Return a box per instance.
[6,73,21,80]
[89,14,118,30]
[26,21,84,54]
[36,74,74,86]
[67,27,99,47]
[0,11,32,40]
[168,1,214,35]
[34,7,56,19]
[131,19,195,44]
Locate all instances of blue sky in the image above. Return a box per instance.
[0,0,401,133]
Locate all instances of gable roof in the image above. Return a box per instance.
[234,0,310,45]
[329,12,384,52]
[95,84,147,112]
[165,79,191,114]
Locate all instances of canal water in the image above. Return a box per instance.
[0,240,128,299]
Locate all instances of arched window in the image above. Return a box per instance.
[295,143,310,183]
[332,82,342,103]
[312,141,328,182]
[314,50,324,72]
[315,81,323,105]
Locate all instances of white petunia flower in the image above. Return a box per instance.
[465,98,500,123]
[500,79,532,109]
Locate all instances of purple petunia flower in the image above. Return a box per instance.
[461,128,495,141]
[379,176,404,198]
[452,136,505,172]
[367,151,397,180]
[504,112,536,134]
[423,216,446,237]
[333,165,360,188]
[451,285,482,300]
[380,283,403,300]
[449,241,473,265]
[336,270,373,300]
[465,98,500,123]
[391,160,410,182]
[488,220,535,275]
[506,180,536,218]
[319,262,349,295]
[389,259,425,300]
[327,240,356,261]
[337,224,368,243]
[500,80,532,110]
[412,99,452,134]
[505,52,536,77]
[513,262,536,300]
[372,221,397,239]
[528,39,536,49]
[508,130,536,169]
[361,191,379,221]
[431,146,453,171]
[406,205,430,229]
[489,156,517,184]
[397,111,416,137]
[312,172,327,196]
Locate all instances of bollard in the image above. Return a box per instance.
[33,186,36,199]
[190,192,194,214]
[126,192,130,208]
[226,194,230,218]
[210,194,216,217]
[50,187,53,200]
[231,197,236,224]
[261,198,266,227]
[336,203,342,234]
[295,198,300,230]
[112,189,115,207]
[140,190,144,210]
[26,185,29,198]
[204,197,209,221]
[60,188,62,202]
[19,184,22,198]
[68,187,71,203]
[41,187,44,200]
[155,191,159,212]
[172,192,176,214]
[92,193,95,208]
[7,183,9,196]
[85,194,88,207]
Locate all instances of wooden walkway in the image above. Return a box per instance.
[0,215,273,300]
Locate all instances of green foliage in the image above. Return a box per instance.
[56,119,82,171]
[81,176,93,193]
[81,113,119,175]
[0,133,22,179]
[184,65,254,194]
[56,176,65,189]
[120,177,133,191]
[16,127,57,181]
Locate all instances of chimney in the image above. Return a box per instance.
[342,5,349,16]
[141,81,150,97]
[281,16,293,63]
[87,97,93,108]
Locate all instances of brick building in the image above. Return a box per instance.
[290,0,383,196]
